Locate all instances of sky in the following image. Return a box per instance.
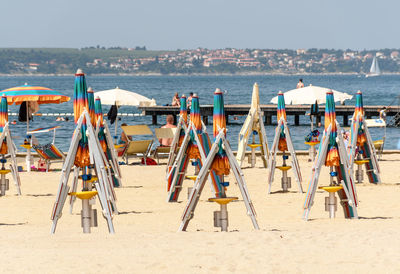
[0,0,398,50]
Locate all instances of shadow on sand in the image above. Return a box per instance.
[0,222,27,226]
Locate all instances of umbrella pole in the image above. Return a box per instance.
[26,103,32,172]
[114,105,118,144]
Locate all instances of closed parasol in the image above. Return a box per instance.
[179,95,187,124]
[0,95,8,154]
[211,88,230,175]
[87,88,96,126]
[95,97,107,153]
[325,91,339,166]
[351,91,366,148]
[73,69,90,168]
[277,91,288,152]
[187,94,201,159]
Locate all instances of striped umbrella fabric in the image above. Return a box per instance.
[0,95,8,154]
[1,84,70,105]
[180,95,187,124]
[211,88,230,175]
[352,91,366,147]
[190,95,202,133]
[187,95,201,159]
[95,97,107,153]
[277,91,288,151]
[73,69,90,168]
[178,95,187,146]
[87,88,96,126]
[325,91,339,166]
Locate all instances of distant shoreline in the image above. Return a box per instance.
[1,72,400,77]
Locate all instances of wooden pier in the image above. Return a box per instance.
[139,105,400,126]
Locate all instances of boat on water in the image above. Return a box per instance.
[366,56,381,77]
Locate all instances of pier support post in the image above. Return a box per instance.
[343,115,348,127]
[294,115,300,126]
[172,114,177,125]
[202,116,208,125]
[152,115,157,125]
[225,114,229,125]
[264,113,272,125]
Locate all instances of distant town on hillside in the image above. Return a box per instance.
[0,47,399,75]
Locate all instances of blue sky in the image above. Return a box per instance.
[0,0,398,50]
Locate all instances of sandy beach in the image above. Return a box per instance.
[0,154,400,273]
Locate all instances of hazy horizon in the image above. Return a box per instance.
[1,0,398,50]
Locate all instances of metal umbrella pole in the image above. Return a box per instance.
[25,103,33,172]
[114,104,118,144]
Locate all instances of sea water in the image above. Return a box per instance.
[0,74,398,151]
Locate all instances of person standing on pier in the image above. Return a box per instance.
[379,107,389,122]
[296,79,304,89]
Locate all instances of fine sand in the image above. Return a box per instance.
[1,154,400,273]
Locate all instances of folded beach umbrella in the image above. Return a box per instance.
[349,90,380,184]
[325,91,339,166]
[352,91,366,147]
[211,88,230,175]
[178,95,187,146]
[87,88,96,127]
[95,97,107,153]
[277,91,288,152]
[180,95,187,124]
[0,95,8,154]
[73,69,90,168]
[187,95,201,159]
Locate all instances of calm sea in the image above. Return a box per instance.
[0,74,398,151]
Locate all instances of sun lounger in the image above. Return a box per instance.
[153,128,176,164]
[32,143,65,172]
[121,125,154,165]
[28,126,65,172]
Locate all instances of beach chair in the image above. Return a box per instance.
[153,128,176,164]
[121,125,154,165]
[365,118,386,160]
[28,126,65,172]
[373,139,385,160]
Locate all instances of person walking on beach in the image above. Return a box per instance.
[187,92,194,108]
[297,79,304,89]
[159,115,177,146]
[172,92,180,106]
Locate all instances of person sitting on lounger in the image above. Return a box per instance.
[159,115,176,146]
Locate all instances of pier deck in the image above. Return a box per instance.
[139,104,400,126]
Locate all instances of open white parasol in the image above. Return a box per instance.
[270,85,353,105]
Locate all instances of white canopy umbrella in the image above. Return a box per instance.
[270,85,353,105]
[94,86,156,137]
[94,86,156,107]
